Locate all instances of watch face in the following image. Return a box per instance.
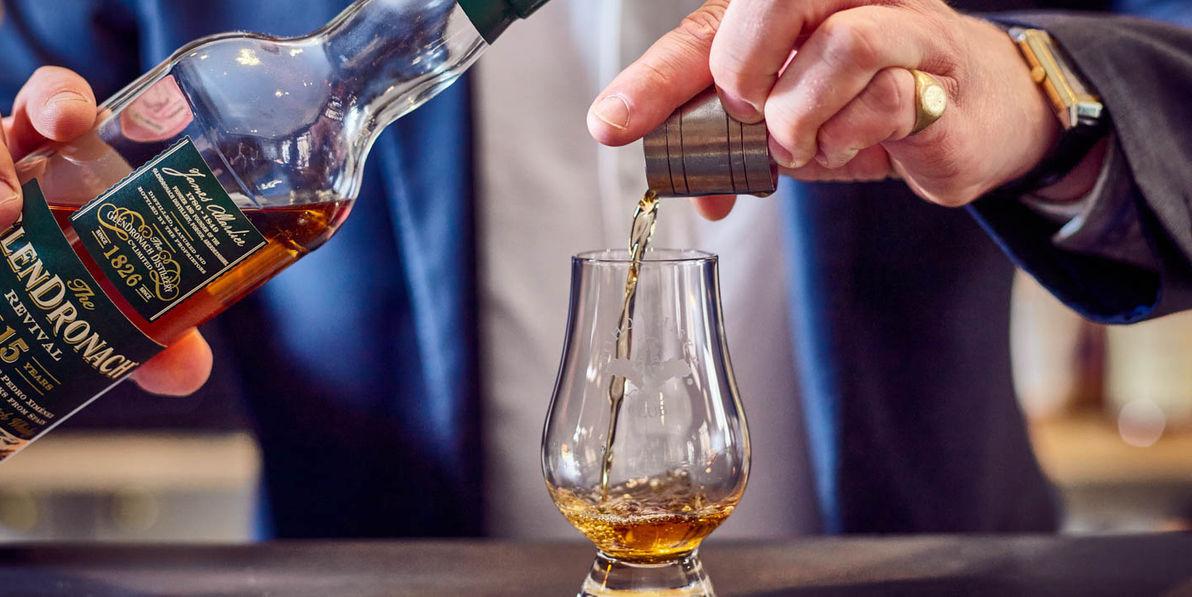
[1013,28,1103,130]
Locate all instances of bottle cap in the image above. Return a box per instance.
[643,88,777,197]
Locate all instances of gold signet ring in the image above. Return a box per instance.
[910,69,947,135]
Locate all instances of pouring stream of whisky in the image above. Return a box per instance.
[600,189,660,499]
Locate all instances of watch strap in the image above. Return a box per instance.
[995,114,1109,198]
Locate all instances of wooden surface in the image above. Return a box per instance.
[0,432,259,491]
[0,535,1190,596]
[1031,414,1192,486]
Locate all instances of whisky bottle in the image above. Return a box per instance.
[0,0,548,459]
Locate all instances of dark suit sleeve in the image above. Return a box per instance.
[968,14,1192,324]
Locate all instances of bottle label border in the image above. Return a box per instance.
[71,136,267,322]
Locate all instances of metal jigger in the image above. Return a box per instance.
[643,88,778,197]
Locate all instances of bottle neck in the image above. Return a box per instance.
[320,0,486,141]
[458,0,551,42]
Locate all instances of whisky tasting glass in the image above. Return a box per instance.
[542,250,750,597]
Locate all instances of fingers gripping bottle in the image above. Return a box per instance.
[0,0,547,460]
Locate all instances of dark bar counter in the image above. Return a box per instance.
[0,534,1189,595]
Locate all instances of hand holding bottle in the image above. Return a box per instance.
[0,67,211,396]
[0,0,552,460]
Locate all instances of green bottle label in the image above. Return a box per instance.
[0,181,164,458]
[72,137,266,323]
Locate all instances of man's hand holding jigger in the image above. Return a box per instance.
[587,0,1106,219]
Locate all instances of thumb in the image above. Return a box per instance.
[587,1,727,147]
[8,66,98,158]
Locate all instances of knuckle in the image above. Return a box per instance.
[863,68,907,117]
[708,51,749,96]
[637,58,681,94]
[675,2,726,51]
[707,46,736,78]
[765,89,814,135]
[763,103,803,153]
[654,2,728,85]
[0,167,20,193]
[820,16,882,71]
[816,121,848,155]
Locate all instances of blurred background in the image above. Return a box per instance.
[1012,274,1192,533]
[0,0,1188,544]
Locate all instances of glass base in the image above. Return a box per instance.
[579,550,715,597]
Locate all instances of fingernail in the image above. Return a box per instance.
[48,90,89,106]
[0,193,22,229]
[814,150,830,168]
[592,95,631,130]
[818,148,859,169]
[838,148,859,166]
[792,148,815,169]
[720,94,761,123]
[770,141,799,169]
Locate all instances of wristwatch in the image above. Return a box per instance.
[996,27,1108,197]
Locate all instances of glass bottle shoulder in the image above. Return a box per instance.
[169,34,359,209]
[21,33,358,216]
[18,0,489,238]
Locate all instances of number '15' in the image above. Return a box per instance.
[0,327,29,363]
